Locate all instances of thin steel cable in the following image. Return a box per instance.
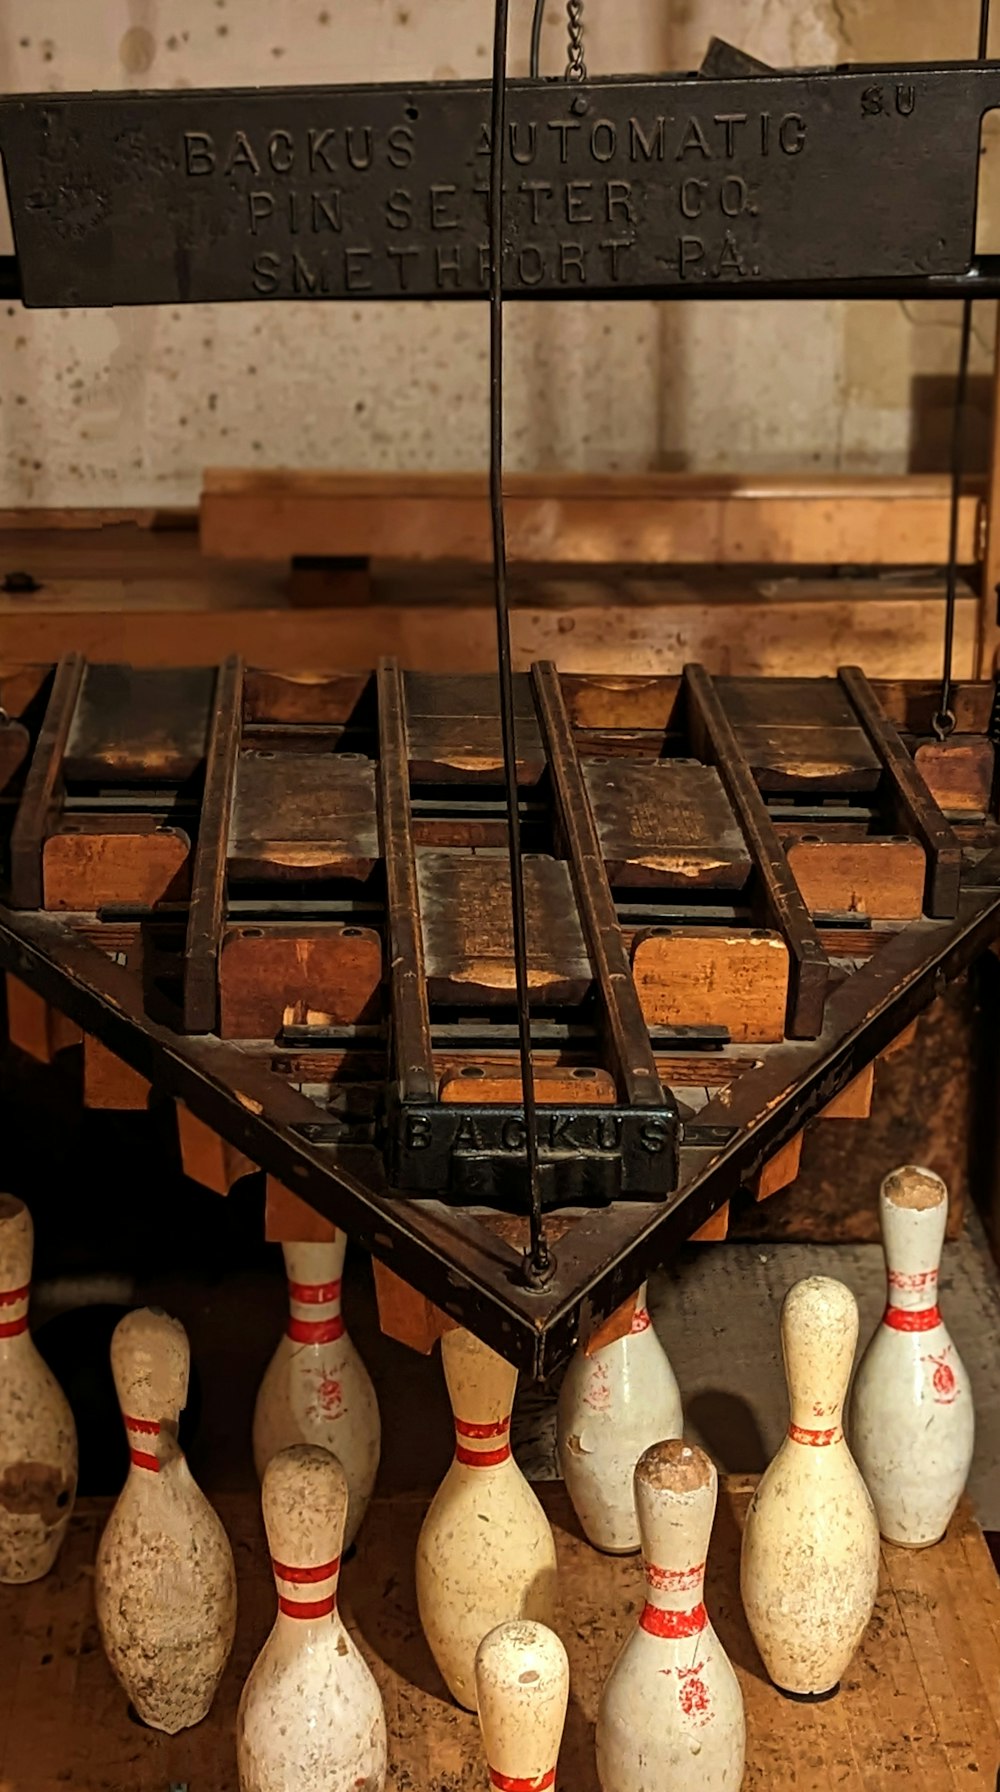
[530,0,546,77]
[489,0,550,1280]
[938,0,992,735]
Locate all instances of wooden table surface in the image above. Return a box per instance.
[0,1478,997,1790]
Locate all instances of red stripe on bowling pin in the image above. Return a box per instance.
[455,1414,512,1467]
[123,1412,161,1472]
[883,1305,941,1332]
[630,1307,651,1333]
[787,1421,841,1446]
[287,1278,342,1305]
[272,1554,340,1619]
[271,1556,340,1584]
[639,1601,708,1639]
[645,1559,704,1594]
[888,1268,938,1291]
[277,1592,337,1620]
[286,1277,345,1345]
[489,1770,556,1791]
[0,1284,29,1338]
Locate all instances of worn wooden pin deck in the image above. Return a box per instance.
[0,1482,995,1790]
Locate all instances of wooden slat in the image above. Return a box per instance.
[532,660,665,1110]
[376,658,434,1104]
[182,656,243,1033]
[200,469,981,566]
[4,975,82,1061]
[175,1102,256,1195]
[82,1036,151,1109]
[9,653,85,908]
[264,1174,338,1243]
[838,664,962,919]
[683,663,829,1037]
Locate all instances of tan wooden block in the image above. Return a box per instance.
[914,736,994,814]
[43,821,192,910]
[752,1132,804,1202]
[5,975,82,1061]
[264,1174,338,1243]
[690,1201,730,1241]
[439,1065,616,1104]
[786,836,925,920]
[372,1260,455,1355]
[176,1102,256,1195]
[219,923,383,1039]
[879,1018,920,1063]
[583,1290,641,1357]
[83,1036,150,1110]
[820,1063,875,1121]
[632,929,789,1043]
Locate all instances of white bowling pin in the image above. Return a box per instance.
[849,1165,974,1547]
[740,1276,879,1697]
[557,1283,682,1553]
[476,1620,569,1791]
[95,1308,237,1733]
[237,1445,387,1792]
[416,1327,559,1710]
[253,1236,380,1548]
[0,1195,77,1583]
[596,1440,745,1792]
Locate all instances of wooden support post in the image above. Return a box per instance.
[978,305,1000,677]
[183,656,242,1033]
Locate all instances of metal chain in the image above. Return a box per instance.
[566,0,587,81]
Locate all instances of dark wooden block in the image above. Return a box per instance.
[228,750,378,883]
[417,850,590,1005]
[404,672,545,783]
[64,664,215,783]
[719,676,882,792]
[583,757,751,888]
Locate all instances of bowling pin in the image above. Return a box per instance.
[476,1621,569,1791]
[0,1195,77,1583]
[253,1236,380,1548]
[596,1440,745,1792]
[416,1327,559,1710]
[849,1165,974,1547]
[237,1445,387,1792]
[740,1276,879,1697]
[557,1282,682,1553]
[95,1308,236,1733]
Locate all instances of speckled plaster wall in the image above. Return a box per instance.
[0,0,995,505]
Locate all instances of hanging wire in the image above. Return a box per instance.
[489,0,550,1283]
[937,0,992,737]
[529,0,546,77]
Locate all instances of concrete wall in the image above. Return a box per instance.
[0,0,995,505]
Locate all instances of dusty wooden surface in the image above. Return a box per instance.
[1,1481,996,1790]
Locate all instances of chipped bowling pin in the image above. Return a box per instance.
[95,1308,236,1733]
[237,1445,387,1792]
[557,1283,682,1553]
[596,1441,745,1792]
[740,1277,879,1697]
[0,1196,77,1583]
[253,1236,380,1548]
[849,1166,974,1547]
[416,1327,559,1710]
[476,1621,569,1792]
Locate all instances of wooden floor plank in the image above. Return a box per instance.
[0,1484,994,1790]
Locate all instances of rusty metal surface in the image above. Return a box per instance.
[3,64,1000,306]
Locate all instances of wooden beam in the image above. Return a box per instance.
[200,470,981,567]
[978,306,1000,677]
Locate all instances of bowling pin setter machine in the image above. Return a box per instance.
[2,13,1000,1373]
